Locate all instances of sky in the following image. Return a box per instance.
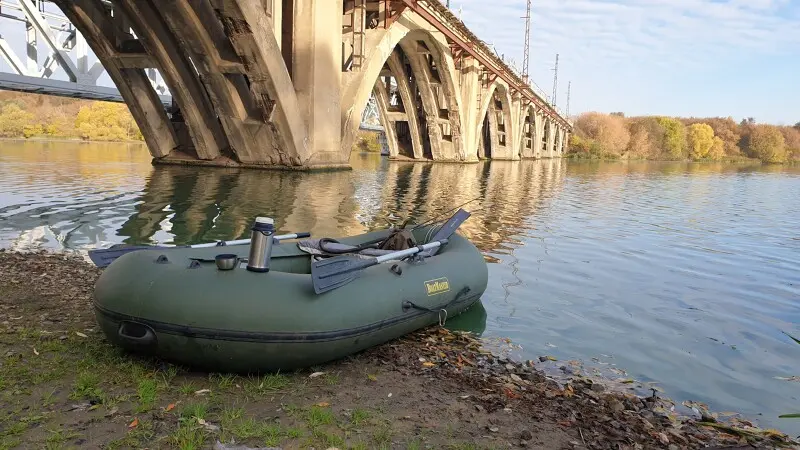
[1,0,798,125]
[451,0,800,125]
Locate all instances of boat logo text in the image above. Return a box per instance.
[425,277,450,296]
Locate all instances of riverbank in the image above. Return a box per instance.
[0,250,796,449]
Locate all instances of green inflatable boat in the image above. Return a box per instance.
[92,224,488,373]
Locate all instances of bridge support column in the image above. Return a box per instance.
[546,118,556,158]
[293,0,344,165]
[459,57,482,161]
[534,112,544,158]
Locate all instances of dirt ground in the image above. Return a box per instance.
[0,250,797,449]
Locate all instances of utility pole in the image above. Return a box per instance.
[446,0,450,7]
[551,53,559,106]
[521,0,531,82]
[566,81,571,116]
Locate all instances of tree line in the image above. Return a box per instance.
[0,91,143,142]
[569,112,800,164]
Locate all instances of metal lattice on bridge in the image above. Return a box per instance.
[0,0,382,129]
[0,0,170,103]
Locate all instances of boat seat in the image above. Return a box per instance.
[297,239,397,258]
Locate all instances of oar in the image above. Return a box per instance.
[87,232,311,268]
[311,239,447,294]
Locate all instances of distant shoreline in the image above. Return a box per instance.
[0,137,145,145]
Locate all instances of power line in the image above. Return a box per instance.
[521,0,531,82]
[552,54,559,105]
[566,81,571,117]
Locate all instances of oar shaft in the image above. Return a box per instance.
[186,232,310,249]
[374,240,445,264]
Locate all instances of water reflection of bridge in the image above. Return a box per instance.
[119,157,568,254]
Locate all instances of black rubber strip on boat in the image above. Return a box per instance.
[93,293,479,344]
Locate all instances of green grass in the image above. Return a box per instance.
[44,427,80,449]
[246,373,289,395]
[136,378,157,412]
[170,422,206,450]
[69,371,104,403]
[178,382,198,395]
[106,419,155,450]
[372,424,393,446]
[306,406,335,427]
[351,408,370,425]
[311,428,344,448]
[180,402,208,421]
[210,373,237,390]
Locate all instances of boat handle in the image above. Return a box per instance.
[118,321,157,346]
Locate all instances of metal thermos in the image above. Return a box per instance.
[246,217,275,273]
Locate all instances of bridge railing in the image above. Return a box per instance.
[411,0,571,128]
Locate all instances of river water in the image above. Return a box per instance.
[2,140,799,434]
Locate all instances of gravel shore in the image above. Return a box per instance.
[0,250,796,449]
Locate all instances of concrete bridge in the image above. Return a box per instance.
[2,0,571,169]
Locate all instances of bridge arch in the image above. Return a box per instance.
[519,104,537,158]
[341,13,464,161]
[475,81,515,160]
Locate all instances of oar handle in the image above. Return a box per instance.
[374,239,448,264]
[275,232,311,241]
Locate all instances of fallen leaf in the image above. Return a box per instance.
[488,426,499,432]
[316,402,330,407]
[165,403,175,412]
[88,404,101,411]
[129,417,139,428]
[309,371,326,378]
[367,374,377,382]
[557,420,573,427]
[422,362,435,368]
[75,332,88,338]
[194,389,211,396]
[33,347,39,356]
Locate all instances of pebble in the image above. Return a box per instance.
[519,429,533,440]
[590,382,605,392]
[608,399,625,413]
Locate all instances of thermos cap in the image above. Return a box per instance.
[255,217,274,225]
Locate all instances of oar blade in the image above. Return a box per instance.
[310,255,375,294]
[88,245,157,268]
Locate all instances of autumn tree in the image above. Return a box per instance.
[655,117,687,158]
[690,117,741,155]
[780,126,800,160]
[0,103,34,138]
[746,124,786,163]
[626,120,656,158]
[708,137,725,160]
[686,123,715,159]
[75,102,141,141]
[574,112,630,157]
